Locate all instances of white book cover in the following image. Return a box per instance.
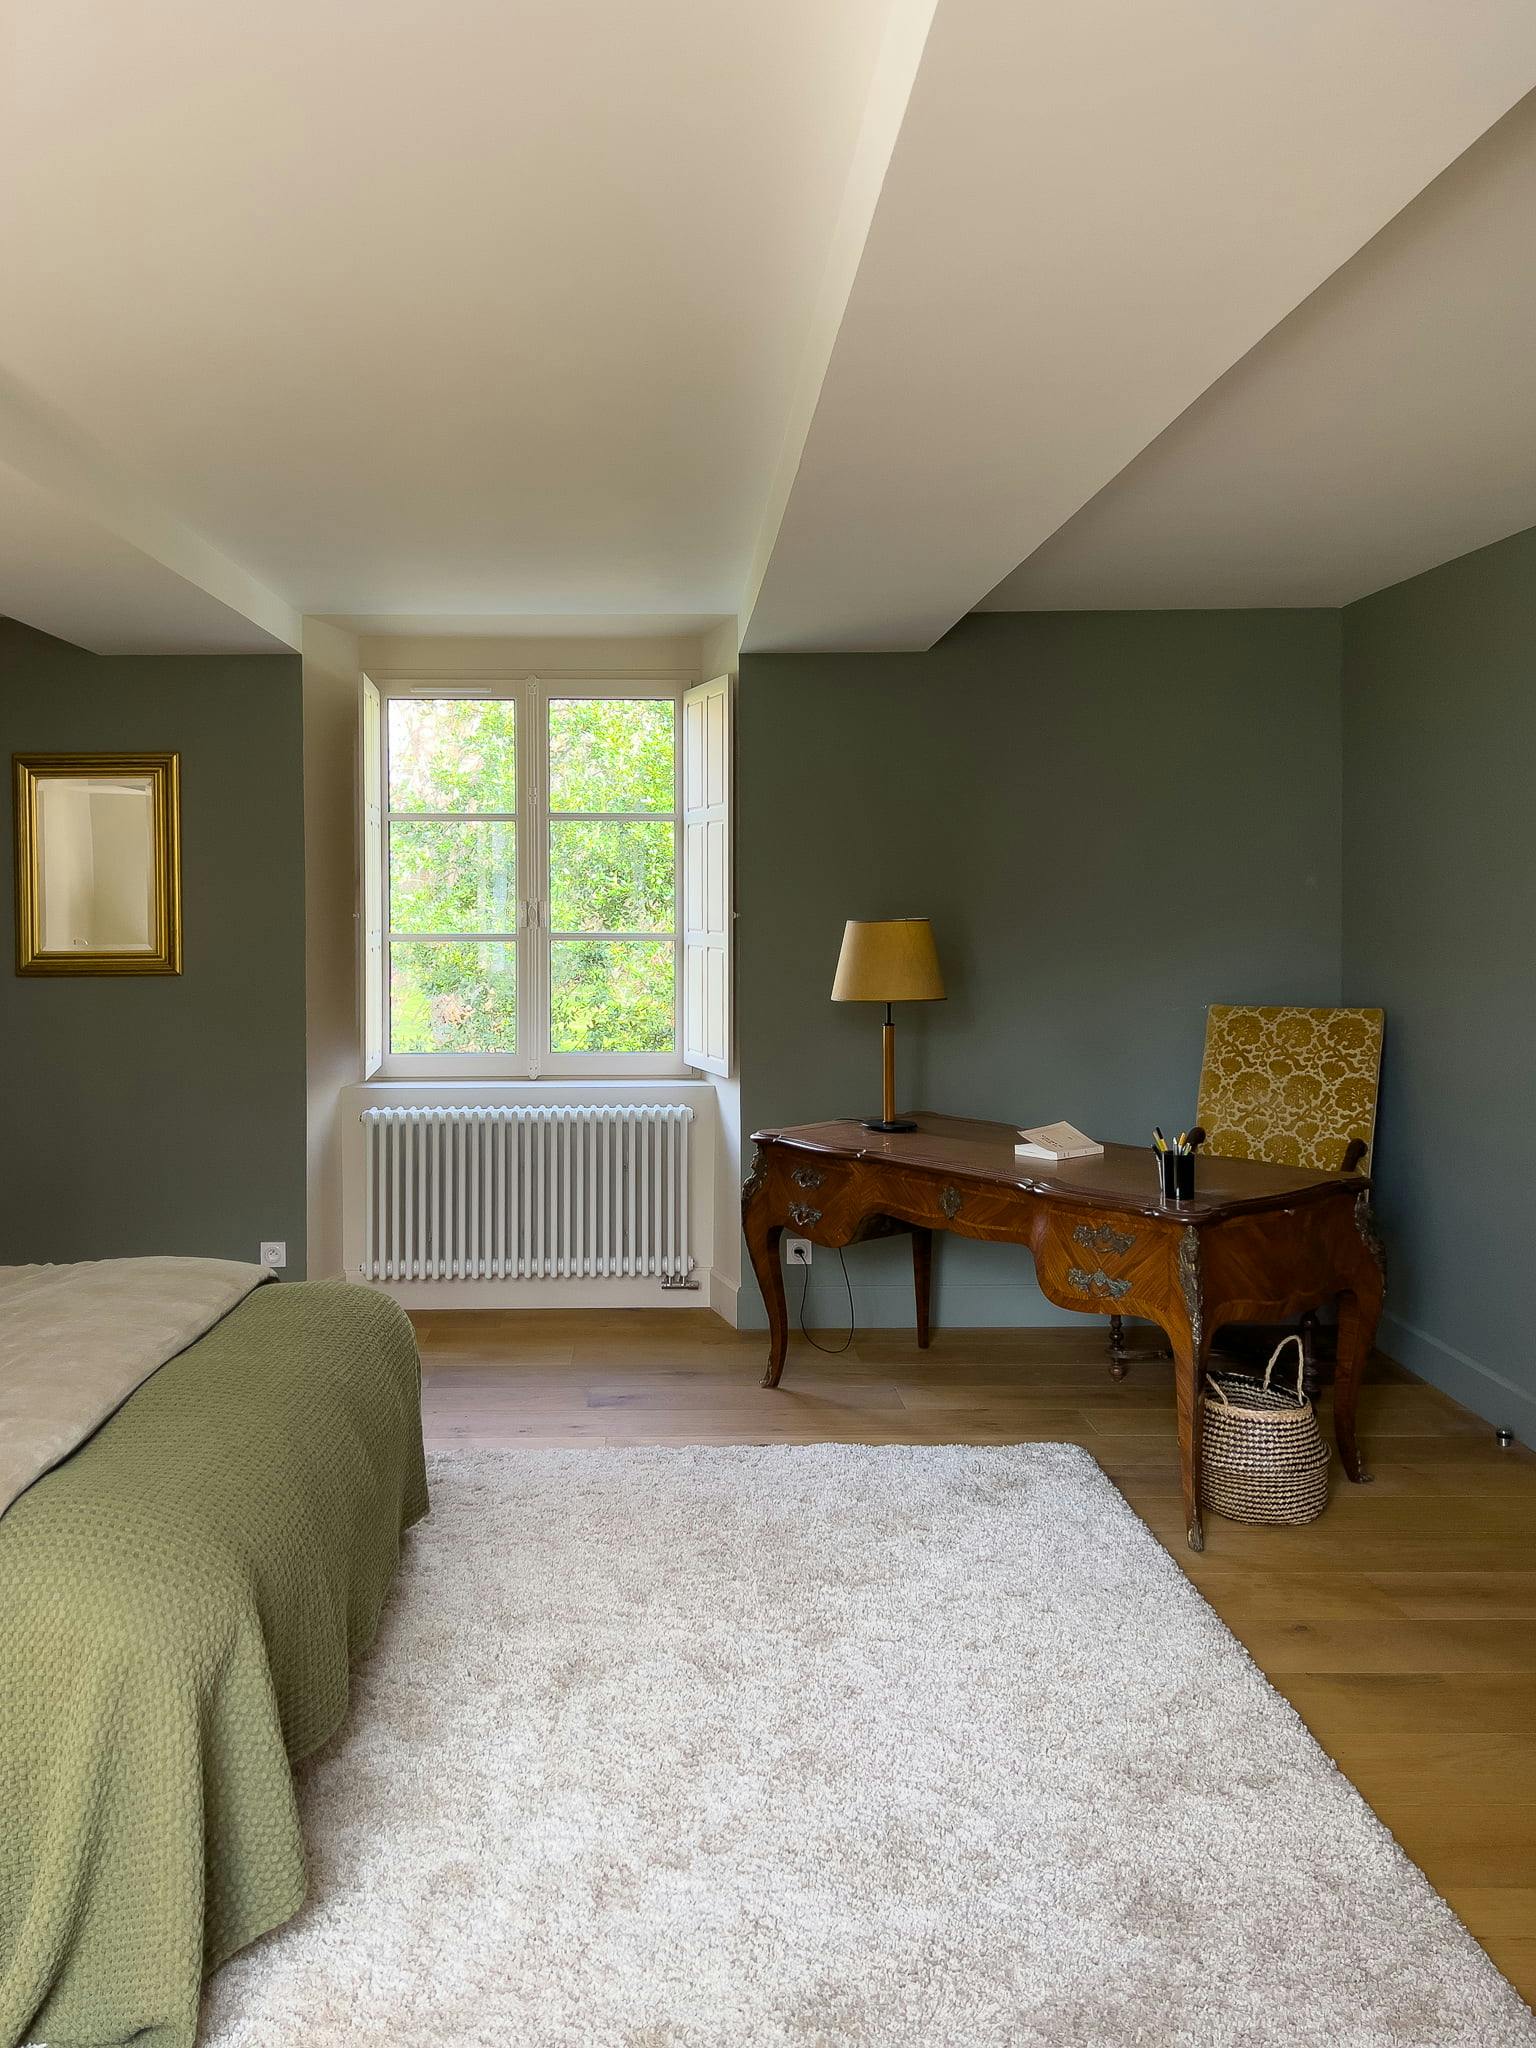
[1015,1120,1104,1161]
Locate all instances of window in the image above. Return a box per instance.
[387,695,521,1056]
[373,680,683,1076]
[545,696,677,1057]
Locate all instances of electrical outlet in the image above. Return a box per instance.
[785,1238,813,1266]
[259,1241,287,1272]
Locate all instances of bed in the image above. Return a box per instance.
[0,1269,428,2048]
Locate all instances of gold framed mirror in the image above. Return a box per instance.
[13,752,182,975]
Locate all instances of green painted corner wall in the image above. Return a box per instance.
[0,620,308,1274]
[1341,525,1536,1434]
[737,609,1344,1329]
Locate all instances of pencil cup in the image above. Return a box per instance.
[1158,1150,1195,1202]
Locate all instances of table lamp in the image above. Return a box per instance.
[831,917,945,1132]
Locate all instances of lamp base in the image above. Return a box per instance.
[860,1117,918,1133]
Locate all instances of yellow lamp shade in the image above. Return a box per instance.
[831,918,945,1003]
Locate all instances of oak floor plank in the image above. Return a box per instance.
[1444,1889,1536,1940]
[1277,1674,1536,1738]
[1484,1941,1536,1985]
[1214,1618,1536,1676]
[1371,1571,1536,1618]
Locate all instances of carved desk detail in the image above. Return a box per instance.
[742,1112,1384,1555]
[1355,1191,1387,1278]
[1068,1264,1132,1301]
[1177,1228,1203,1359]
[1072,1220,1135,1258]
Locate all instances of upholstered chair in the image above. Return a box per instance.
[1192,1004,1384,1175]
[1108,1005,1384,1387]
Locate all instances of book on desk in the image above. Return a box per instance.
[1016,1120,1104,1162]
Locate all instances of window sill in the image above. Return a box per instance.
[365,1068,711,1090]
[376,1055,691,1082]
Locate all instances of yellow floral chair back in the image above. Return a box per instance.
[1195,1005,1384,1172]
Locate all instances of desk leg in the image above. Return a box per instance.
[912,1228,933,1349]
[744,1201,789,1390]
[1334,1198,1386,1483]
[1162,1226,1209,1552]
[1334,1284,1384,1483]
[1169,1325,1208,1553]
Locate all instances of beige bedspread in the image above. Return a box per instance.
[0,1255,269,1519]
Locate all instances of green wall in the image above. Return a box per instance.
[0,621,308,1273]
[738,609,1344,1327]
[1341,527,1536,1435]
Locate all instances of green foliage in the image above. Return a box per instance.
[548,820,671,932]
[548,698,673,812]
[390,821,516,935]
[386,694,676,1056]
[550,941,674,1054]
[391,943,517,1054]
[388,699,516,813]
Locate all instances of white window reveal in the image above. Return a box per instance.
[681,674,731,1076]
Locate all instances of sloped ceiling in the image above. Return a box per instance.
[742,6,1536,648]
[978,91,1536,612]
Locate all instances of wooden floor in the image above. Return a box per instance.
[412,1306,1536,1999]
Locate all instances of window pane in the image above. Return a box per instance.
[549,939,674,1053]
[548,698,673,813]
[388,699,516,813]
[548,819,672,933]
[390,941,516,1054]
[390,820,515,935]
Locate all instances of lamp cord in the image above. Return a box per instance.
[795,1246,856,1355]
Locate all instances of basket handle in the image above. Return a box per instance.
[1263,1333,1308,1400]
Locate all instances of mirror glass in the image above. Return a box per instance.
[35,773,158,954]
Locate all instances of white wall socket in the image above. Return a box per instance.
[260,1241,287,1271]
[785,1238,813,1266]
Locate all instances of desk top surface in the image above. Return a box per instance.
[751,1111,1365,1222]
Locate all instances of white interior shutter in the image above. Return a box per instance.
[360,674,384,1078]
[681,674,732,1075]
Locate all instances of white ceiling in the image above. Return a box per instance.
[1,3,1535,656]
[979,90,1536,612]
[0,0,897,646]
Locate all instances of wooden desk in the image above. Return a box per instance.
[743,1112,1385,1551]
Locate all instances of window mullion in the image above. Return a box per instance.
[522,678,549,1075]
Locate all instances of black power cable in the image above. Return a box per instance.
[793,1244,856,1354]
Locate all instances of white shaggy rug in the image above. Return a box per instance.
[203,1445,1535,2048]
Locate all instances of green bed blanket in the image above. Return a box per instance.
[0,1280,428,2048]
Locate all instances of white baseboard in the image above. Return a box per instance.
[708,1269,740,1326]
[737,1276,1093,1333]
[1379,1311,1534,1443]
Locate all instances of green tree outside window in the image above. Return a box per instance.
[386,694,677,1059]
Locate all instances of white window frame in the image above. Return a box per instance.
[376,674,687,1081]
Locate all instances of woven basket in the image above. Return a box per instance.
[1201,1335,1331,1526]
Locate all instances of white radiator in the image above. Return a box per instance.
[359,1105,695,1283]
